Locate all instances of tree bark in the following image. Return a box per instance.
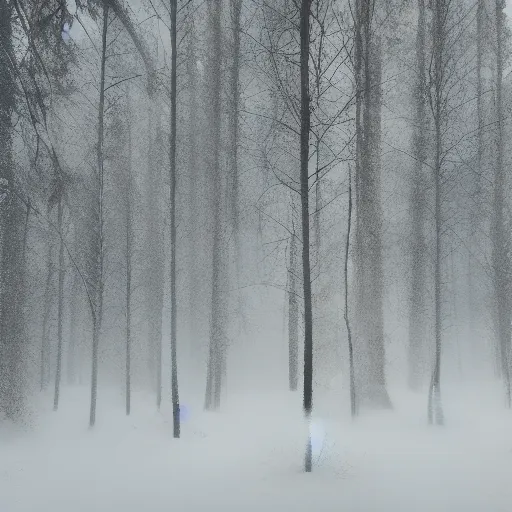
[408,0,428,391]
[354,0,390,409]
[300,0,313,474]
[288,216,298,392]
[345,167,356,417]
[146,106,165,409]
[67,266,80,386]
[205,0,226,412]
[41,237,54,391]
[53,195,65,410]
[89,2,108,428]
[428,0,446,426]
[169,0,181,438]
[186,21,200,361]
[0,0,26,420]
[125,95,134,417]
[229,0,242,263]
[492,0,510,406]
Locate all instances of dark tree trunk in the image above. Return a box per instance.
[169,0,181,438]
[492,0,511,406]
[0,0,26,420]
[229,0,242,263]
[300,0,313,474]
[345,168,356,417]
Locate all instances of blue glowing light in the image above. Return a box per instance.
[179,404,189,422]
[62,23,70,43]
[309,420,326,457]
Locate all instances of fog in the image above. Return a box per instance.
[1,0,512,510]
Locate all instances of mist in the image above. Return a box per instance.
[1,0,512,510]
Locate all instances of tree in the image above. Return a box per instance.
[145,103,166,409]
[408,0,429,391]
[353,0,390,409]
[204,0,227,411]
[491,0,510,406]
[427,0,447,426]
[299,0,314,473]
[89,1,109,428]
[345,166,356,417]
[52,177,67,411]
[169,0,181,438]
[0,0,26,420]
[229,0,243,265]
[288,209,299,392]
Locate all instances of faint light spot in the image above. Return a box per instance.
[62,22,71,43]
[179,404,189,422]
[309,420,325,457]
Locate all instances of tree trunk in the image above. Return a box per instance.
[125,97,134,416]
[229,0,242,265]
[41,238,54,391]
[146,106,165,409]
[53,196,65,410]
[428,0,445,426]
[288,216,298,391]
[300,0,313,474]
[169,0,181,438]
[492,0,510,406]
[67,266,80,386]
[125,199,132,416]
[205,0,226,412]
[186,21,200,362]
[345,167,356,417]
[0,0,26,420]
[408,0,428,391]
[90,3,108,428]
[354,0,390,409]
[467,0,484,358]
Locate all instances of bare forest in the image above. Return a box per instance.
[2,0,512,509]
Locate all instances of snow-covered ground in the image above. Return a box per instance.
[1,380,512,512]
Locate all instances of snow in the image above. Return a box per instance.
[1,380,512,512]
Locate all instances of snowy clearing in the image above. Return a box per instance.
[1,381,511,512]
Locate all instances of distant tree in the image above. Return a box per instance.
[204,0,227,411]
[353,0,391,409]
[491,0,510,406]
[408,0,429,391]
